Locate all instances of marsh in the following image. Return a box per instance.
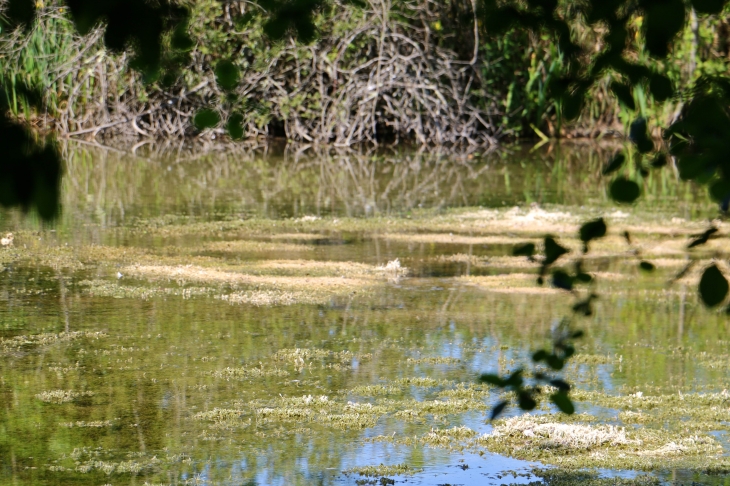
[0,142,727,485]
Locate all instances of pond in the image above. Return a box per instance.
[1,141,729,485]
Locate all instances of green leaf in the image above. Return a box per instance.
[215,60,240,91]
[193,109,220,130]
[550,391,575,414]
[532,350,548,362]
[226,113,245,140]
[639,261,656,272]
[602,153,626,176]
[513,242,536,257]
[579,218,607,245]
[609,177,641,204]
[699,264,729,308]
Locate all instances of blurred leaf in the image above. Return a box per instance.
[572,330,584,338]
[550,391,575,414]
[561,91,584,121]
[513,242,536,257]
[546,355,565,370]
[193,109,220,130]
[688,227,718,248]
[602,152,626,176]
[518,391,537,411]
[639,261,656,272]
[643,0,685,58]
[629,118,654,154]
[504,369,524,387]
[610,82,635,110]
[215,60,240,91]
[532,350,548,362]
[549,379,571,392]
[609,177,641,204]
[490,401,508,421]
[544,237,569,265]
[699,264,729,308]
[552,270,574,291]
[649,74,673,102]
[227,113,245,140]
[650,153,668,168]
[692,0,726,15]
[479,374,505,387]
[579,218,607,245]
[710,179,730,203]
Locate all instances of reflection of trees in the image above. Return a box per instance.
[58,142,638,229]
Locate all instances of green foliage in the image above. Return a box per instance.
[193,109,220,130]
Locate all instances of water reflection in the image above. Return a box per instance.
[0,142,727,485]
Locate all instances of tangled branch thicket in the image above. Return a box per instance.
[1,0,502,145]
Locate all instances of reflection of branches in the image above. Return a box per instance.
[58,141,626,227]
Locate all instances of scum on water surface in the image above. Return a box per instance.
[2,144,730,485]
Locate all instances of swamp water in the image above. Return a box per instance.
[1,142,730,485]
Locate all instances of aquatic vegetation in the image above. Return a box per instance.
[345,463,421,477]
[0,331,106,356]
[36,390,94,404]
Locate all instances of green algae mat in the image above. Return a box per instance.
[1,143,730,485]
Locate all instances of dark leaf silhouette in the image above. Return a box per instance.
[518,392,537,411]
[650,153,668,168]
[513,242,536,257]
[552,270,574,291]
[610,177,641,204]
[692,0,726,15]
[610,82,635,110]
[550,379,571,392]
[688,227,718,248]
[639,261,656,272]
[699,264,729,308]
[544,237,569,265]
[579,218,607,250]
[479,374,505,387]
[649,74,673,102]
[490,401,508,421]
[602,153,626,176]
[550,391,575,414]
[629,118,654,154]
